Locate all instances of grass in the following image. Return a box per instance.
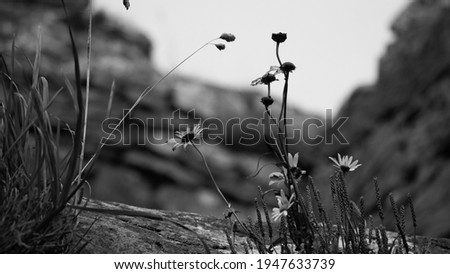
[1,1,236,253]
[0,1,419,254]
[0,29,82,253]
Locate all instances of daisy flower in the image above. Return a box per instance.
[268,171,286,187]
[329,153,362,173]
[268,152,305,186]
[167,123,204,151]
[272,189,295,221]
[251,66,283,86]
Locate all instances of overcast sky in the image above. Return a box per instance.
[94,0,409,114]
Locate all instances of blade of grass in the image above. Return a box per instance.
[63,75,78,112]
[29,83,59,203]
[77,80,115,180]
[2,86,64,158]
[59,0,85,207]
[76,0,93,198]
[36,0,85,231]
[105,80,115,120]
[31,28,42,91]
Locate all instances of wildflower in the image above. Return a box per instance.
[215,43,226,51]
[251,66,282,86]
[272,189,295,221]
[268,153,305,186]
[329,153,362,173]
[260,73,277,85]
[269,171,285,187]
[288,152,299,168]
[220,33,236,42]
[167,123,204,151]
[280,61,296,73]
[272,32,287,43]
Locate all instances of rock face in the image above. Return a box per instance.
[315,0,450,238]
[1,0,450,240]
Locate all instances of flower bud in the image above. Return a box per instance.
[220,33,236,42]
[272,32,287,43]
[261,96,274,107]
[260,73,277,85]
[215,43,226,51]
[123,0,130,10]
[280,61,296,73]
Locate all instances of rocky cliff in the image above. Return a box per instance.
[1,0,449,239]
[314,0,450,238]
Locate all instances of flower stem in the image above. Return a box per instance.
[191,143,251,235]
[275,42,282,66]
[71,37,221,185]
[76,0,93,196]
[263,107,287,163]
[191,143,229,207]
[281,72,290,155]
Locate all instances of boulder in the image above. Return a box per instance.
[74,199,450,253]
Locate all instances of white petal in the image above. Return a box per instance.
[251,77,262,86]
[293,153,299,166]
[272,209,282,221]
[183,143,190,150]
[269,172,284,179]
[329,157,340,167]
[172,143,182,151]
[167,138,177,144]
[348,156,353,165]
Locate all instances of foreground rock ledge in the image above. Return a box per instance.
[75,199,450,254]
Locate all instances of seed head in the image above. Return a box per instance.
[272,32,287,43]
[220,33,236,42]
[123,0,130,10]
[215,43,226,51]
[261,96,274,107]
[280,61,296,73]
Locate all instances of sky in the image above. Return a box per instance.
[94,0,409,114]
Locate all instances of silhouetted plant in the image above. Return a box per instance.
[1,0,421,254]
[226,33,420,254]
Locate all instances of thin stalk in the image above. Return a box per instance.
[191,143,251,236]
[70,37,221,186]
[263,107,286,162]
[281,73,289,156]
[275,43,282,66]
[191,143,229,207]
[76,0,93,192]
[273,40,290,168]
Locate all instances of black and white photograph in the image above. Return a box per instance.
[1,0,450,270]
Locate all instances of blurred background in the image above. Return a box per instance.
[94,0,408,114]
[1,0,449,238]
